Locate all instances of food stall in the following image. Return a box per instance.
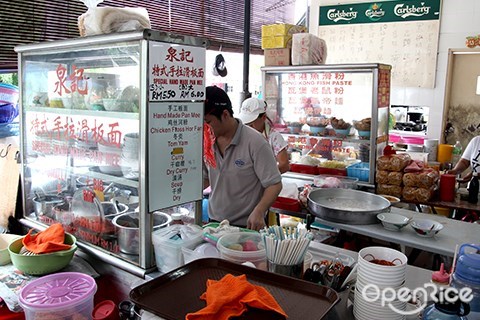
[14,30,207,276]
[262,64,391,187]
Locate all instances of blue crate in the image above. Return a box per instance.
[347,162,370,182]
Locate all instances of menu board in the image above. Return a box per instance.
[148,102,203,211]
[318,22,439,88]
[149,42,206,101]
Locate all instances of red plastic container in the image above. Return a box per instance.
[272,197,301,212]
[290,163,319,175]
[317,167,347,176]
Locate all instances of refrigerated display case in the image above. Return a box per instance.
[261,64,391,186]
[15,30,207,276]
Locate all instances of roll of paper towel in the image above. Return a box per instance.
[424,139,439,161]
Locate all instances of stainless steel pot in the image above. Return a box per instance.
[32,195,64,218]
[112,211,171,255]
[307,189,390,224]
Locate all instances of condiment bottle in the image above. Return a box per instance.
[170,213,184,225]
[468,172,479,204]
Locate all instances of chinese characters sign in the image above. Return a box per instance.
[149,43,206,101]
[274,71,374,124]
[148,102,203,210]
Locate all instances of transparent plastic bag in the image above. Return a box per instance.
[77,0,151,37]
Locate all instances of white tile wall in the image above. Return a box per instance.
[312,0,480,140]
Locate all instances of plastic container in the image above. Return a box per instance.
[451,244,480,316]
[452,141,463,165]
[440,174,456,202]
[346,162,370,182]
[18,272,97,320]
[216,232,267,270]
[152,224,203,273]
[271,196,301,212]
[313,174,358,189]
[290,163,319,175]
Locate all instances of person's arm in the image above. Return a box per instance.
[447,158,470,178]
[203,178,210,189]
[276,149,290,174]
[246,181,282,231]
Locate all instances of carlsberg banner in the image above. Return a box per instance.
[319,0,441,25]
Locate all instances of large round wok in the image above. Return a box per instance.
[307,188,390,224]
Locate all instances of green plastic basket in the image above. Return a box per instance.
[8,233,77,275]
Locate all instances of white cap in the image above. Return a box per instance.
[238,97,267,125]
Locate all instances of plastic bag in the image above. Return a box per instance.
[77,0,151,37]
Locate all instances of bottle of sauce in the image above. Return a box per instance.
[468,172,479,204]
[170,213,184,225]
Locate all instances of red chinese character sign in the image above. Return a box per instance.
[149,43,206,101]
[148,102,203,210]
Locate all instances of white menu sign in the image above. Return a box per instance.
[149,42,206,101]
[148,102,203,211]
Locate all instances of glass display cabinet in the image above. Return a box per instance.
[261,64,391,186]
[15,30,207,276]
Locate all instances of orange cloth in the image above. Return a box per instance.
[22,223,71,254]
[203,123,216,169]
[185,274,287,320]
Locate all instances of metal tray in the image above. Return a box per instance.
[308,188,390,224]
[130,258,339,320]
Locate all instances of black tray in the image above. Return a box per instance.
[130,258,339,320]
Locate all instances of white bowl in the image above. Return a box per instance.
[358,246,408,271]
[377,213,410,231]
[410,218,444,237]
[0,234,22,265]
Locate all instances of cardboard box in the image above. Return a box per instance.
[261,24,307,37]
[264,48,291,66]
[262,35,293,49]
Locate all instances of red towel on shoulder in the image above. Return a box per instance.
[186,274,287,320]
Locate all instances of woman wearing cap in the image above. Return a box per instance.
[203,86,282,231]
[238,97,290,174]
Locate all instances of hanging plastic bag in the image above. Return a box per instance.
[77,0,151,37]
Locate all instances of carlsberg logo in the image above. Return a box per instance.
[394,2,431,18]
[327,8,358,22]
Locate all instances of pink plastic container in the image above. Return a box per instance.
[19,272,97,320]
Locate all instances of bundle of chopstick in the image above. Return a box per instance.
[261,226,313,265]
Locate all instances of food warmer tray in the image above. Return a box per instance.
[307,188,390,224]
[130,258,339,320]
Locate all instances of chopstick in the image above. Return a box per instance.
[261,226,313,265]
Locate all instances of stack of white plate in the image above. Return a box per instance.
[354,246,408,320]
[121,132,139,179]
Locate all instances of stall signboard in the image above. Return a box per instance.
[148,102,203,211]
[273,71,374,124]
[148,43,206,101]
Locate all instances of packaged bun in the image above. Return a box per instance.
[377,184,402,198]
[402,186,435,202]
[403,169,439,188]
[376,170,389,184]
[388,172,403,186]
[377,154,411,172]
